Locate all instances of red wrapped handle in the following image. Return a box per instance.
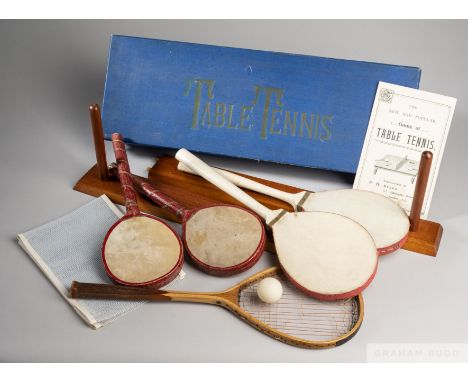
[111,133,140,217]
[108,163,188,219]
[132,174,188,218]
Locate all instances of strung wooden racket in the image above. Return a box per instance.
[108,164,265,276]
[178,163,409,255]
[102,133,184,287]
[71,266,364,349]
[176,149,378,301]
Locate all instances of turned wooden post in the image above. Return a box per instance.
[409,151,433,232]
[89,104,108,180]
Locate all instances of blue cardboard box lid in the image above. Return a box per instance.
[102,35,421,173]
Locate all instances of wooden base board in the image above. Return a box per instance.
[74,156,443,256]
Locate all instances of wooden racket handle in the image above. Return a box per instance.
[111,133,140,216]
[71,281,220,304]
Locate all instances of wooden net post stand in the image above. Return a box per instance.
[74,104,443,257]
[89,104,109,181]
[409,151,432,232]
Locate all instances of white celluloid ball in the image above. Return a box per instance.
[257,277,283,304]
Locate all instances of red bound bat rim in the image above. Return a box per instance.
[102,213,184,287]
[378,233,409,256]
[182,204,266,276]
[280,254,378,301]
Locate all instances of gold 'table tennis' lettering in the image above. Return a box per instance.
[184,78,333,141]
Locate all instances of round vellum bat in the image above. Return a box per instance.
[178,162,409,255]
[108,164,265,276]
[102,133,183,287]
[175,149,378,301]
